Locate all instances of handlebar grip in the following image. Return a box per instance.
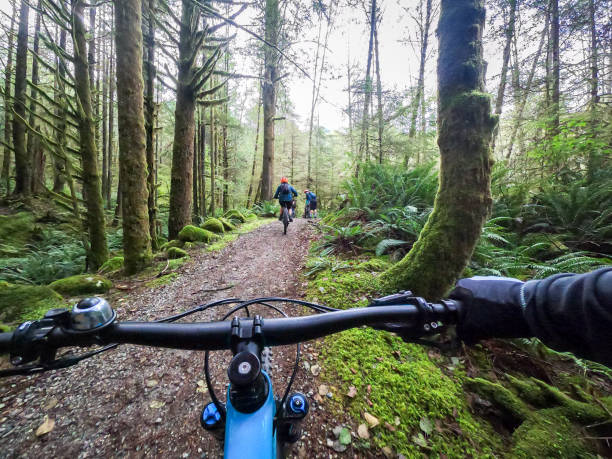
[0,332,13,353]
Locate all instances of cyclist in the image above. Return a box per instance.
[303,190,311,218]
[451,266,612,366]
[273,177,298,222]
[306,190,318,218]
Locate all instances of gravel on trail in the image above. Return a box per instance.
[0,218,361,458]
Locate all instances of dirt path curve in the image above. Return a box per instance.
[0,218,335,458]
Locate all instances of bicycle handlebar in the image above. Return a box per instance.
[0,301,462,357]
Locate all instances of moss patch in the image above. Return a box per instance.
[218,217,237,231]
[0,282,66,323]
[167,247,188,259]
[98,256,124,274]
[160,239,184,251]
[178,225,218,243]
[0,212,37,256]
[224,209,247,223]
[145,273,179,288]
[200,218,225,234]
[49,274,112,296]
[206,218,274,252]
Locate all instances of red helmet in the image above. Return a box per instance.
[281,177,288,183]
[304,189,309,193]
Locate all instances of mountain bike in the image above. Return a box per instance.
[281,206,290,235]
[0,293,463,458]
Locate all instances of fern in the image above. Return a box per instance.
[375,239,410,256]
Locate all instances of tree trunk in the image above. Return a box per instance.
[246,83,262,208]
[53,27,68,193]
[73,0,109,270]
[114,0,152,273]
[144,0,158,249]
[167,0,198,238]
[550,0,560,134]
[101,26,108,200]
[261,0,279,201]
[346,53,355,158]
[373,18,383,164]
[357,0,376,174]
[208,106,216,216]
[2,6,17,194]
[28,4,45,194]
[506,9,548,159]
[491,0,516,152]
[381,0,496,299]
[106,37,114,207]
[12,0,31,196]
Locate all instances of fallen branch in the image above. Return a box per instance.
[192,284,235,295]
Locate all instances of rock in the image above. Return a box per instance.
[146,379,158,388]
[311,365,321,376]
[326,439,334,448]
[160,240,184,251]
[49,274,112,296]
[318,384,329,396]
[313,394,323,403]
[357,424,370,439]
[167,247,188,259]
[149,400,165,409]
[384,422,396,432]
[223,209,247,223]
[382,446,393,458]
[35,416,55,436]
[44,398,58,410]
[364,412,379,428]
[200,218,225,234]
[347,386,357,398]
[332,425,343,438]
[303,361,310,371]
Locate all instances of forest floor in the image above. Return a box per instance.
[0,218,356,458]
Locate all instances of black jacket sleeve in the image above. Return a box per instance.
[521,267,612,366]
[273,186,280,199]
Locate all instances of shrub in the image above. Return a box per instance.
[252,201,279,218]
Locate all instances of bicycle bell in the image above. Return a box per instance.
[70,297,116,331]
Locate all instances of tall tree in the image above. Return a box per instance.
[381,0,497,298]
[114,0,153,273]
[27,4,44,194]
[550,0,560,134]
[72,0,109,269]
[2,4,17,194]
[373,13,383,164]
[12,0,31,196]
[261,0,279,200]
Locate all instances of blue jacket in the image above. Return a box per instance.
[273,184,298,202]
[306,192,317,202]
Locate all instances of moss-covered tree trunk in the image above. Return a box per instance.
[114,0,152,273]
[53,28,68,193]
[261,0,278,201]
[380,0,497,299]
[2,6,16,194]
[167,0,197,239]
[72,0,109,270]
[28,4,44,194]
[12,0,31,196]
[143,0,158,249]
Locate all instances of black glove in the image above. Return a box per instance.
[450,277,532,344]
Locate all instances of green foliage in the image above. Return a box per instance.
[98,256,124,274]
[252,201,279,218]
[200,217,225,233]
[0,282,66,324]
[224,209,247,223]
[178,225,218,243]
[160,239,184,251]
[218,217,236,231]
[0,229,87,285]
[48,274,112,296]
[314,223,367,255]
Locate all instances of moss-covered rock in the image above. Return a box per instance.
[167,247,188,259]
[224,209,247,223]
[200,217,225,234]
[218,217,236,231]
[49,274,112,296]
[160,239,184,251]
[98,256,124,274]
[178,225,217,243]
[0,282,66,323]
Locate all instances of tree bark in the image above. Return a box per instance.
[261,0,279,201]
[586,0,600,183]
[114,0,152,273]
[246,82,262,208]
[53,27,68,193]
[208,106,216,216]
[381,0,497,299]
[550,0,560,134]
[373,17,383,164]
[2,5,17,194]
[12,0,31,196]
[107,37,114,207]
[73,0,109,269]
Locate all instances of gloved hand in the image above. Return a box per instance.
[450,277,532,344]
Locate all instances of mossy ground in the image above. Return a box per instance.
[0,212,37,257]
[205,218,274,252]
[0,281,67,324]
[307,253,612,457]
[49,274,112,296]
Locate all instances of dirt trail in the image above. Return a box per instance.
[0,218,342,458]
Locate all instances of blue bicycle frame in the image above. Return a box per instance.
[224,372,277,458]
